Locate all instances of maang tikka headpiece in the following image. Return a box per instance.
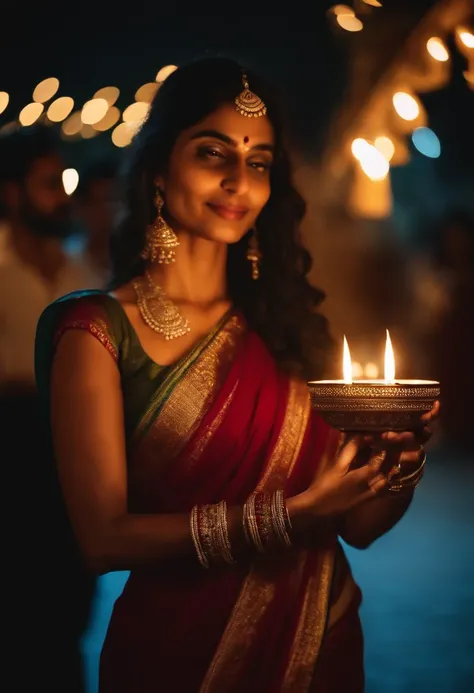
[235,73,267,118]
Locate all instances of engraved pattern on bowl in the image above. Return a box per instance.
[307,381,440,432]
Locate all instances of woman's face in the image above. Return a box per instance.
[156,102,275,244]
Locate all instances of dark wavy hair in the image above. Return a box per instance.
[110,56,334,379]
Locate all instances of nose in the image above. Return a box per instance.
[221,161,250,196]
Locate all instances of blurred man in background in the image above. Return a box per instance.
[0,124,93,384]
[0,124,97,692]
[71,159,118,289]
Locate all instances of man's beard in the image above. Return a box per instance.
[19,197,72,240]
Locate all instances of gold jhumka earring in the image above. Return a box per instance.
[247,227,262,280]
[141,189,179,264]
[136,188,190,340]
[235,74,267,118]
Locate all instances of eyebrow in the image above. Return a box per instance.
[190,129,274,153]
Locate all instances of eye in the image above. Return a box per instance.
[197,145,226,161]
[249,161,271,173]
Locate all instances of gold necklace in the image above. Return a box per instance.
[133,272,191,340]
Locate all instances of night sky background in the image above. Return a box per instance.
[2,2,473,245]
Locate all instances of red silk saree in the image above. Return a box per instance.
[35,291,364,693]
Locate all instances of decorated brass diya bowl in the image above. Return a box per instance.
[307,380,440,433]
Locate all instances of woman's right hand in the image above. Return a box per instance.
[293,436,388,520]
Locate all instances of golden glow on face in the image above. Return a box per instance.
[156,103,275,245]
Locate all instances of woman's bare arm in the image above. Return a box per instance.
[50,330,310,573]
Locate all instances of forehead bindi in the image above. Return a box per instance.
[192,103,274,147]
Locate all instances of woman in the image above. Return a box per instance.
[35,57,437,692]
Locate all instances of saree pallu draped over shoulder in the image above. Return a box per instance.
[35,292,362,693]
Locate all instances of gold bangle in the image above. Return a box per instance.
[388,465,425,493]
[271,490,292,548]
[244,494,265,553]
[191,502,236,568]
[397,450,427,483]
[216,500,235,565]
[388,473,424,493]
[242,491,292,552]
[190,505,209,569]
[387,449,426,492]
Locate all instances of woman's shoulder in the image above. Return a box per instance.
[36,290,129,365]
[43,290,122,331]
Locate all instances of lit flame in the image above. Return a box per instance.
[343,335,353,384]
[384,330,395,384]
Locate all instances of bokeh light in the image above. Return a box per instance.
[33,77,60,103]
[62,112,83,136]
[426,37,450,62]
[135,83,159,103]
[81,98,109,125]
[155,65,178,82]
[374,136,395,162]
[47,96,74,122]
[336,15,363,32]
[412,127,441,158]
[0,91,9,115]
[93,106,120,132]
[123,101,150,123]
[111,122,135,147]
[456,28,474,49]
[19,103,44,126]
[93,86,120,106]
[331,4,355,16]
[393,92,420,121]
[62,168,79,195]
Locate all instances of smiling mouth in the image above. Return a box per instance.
[207,203,248,221]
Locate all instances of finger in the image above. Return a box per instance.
[362,474,389,500]
[367,450,387,472]
[416,427,432,446]
[348,473,389,506]
[362,434,382,447]
[380,428,432,450]
[420,400,440,424]
[380,431,414,446]
[336,436,364,472]
[350,460,385,488]
[399,449,424,466]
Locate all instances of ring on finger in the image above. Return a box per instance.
[386,462,401,483]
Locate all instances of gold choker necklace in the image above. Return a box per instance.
[133,272,191,341]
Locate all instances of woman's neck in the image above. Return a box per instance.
[147,233,229,307]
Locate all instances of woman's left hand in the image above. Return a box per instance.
[362,400,441,476]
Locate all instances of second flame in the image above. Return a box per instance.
[343,335,353,384]
[342,330,396,383]
[384,329,396,384]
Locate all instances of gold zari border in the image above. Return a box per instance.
[134,315,245,466]
[200,378,335,693]
[281,548,334,692]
